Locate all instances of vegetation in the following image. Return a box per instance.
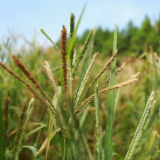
[75,15,160,56]
[0,8,160,160]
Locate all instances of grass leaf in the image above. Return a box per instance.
[36,128,60,157]
[0,92,4,160]
[45,111,54,160]
[22,146,40,160]
[104,24,117,160]
[95,83,102,160]
[41,28,60,54]
[73,29,94,75]
[15,98,34,160]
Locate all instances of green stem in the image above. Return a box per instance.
[63,137,66,160]
[0,92,4,160]
[70,70,73,103]
[15,98,34,160]
[104,25,117,160]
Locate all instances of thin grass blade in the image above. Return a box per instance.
[36,128,60,157]
[14,98,34,160]
[45,111,54,160]
[0,92,4,160]
[95,83,102,160]
[41,29,60,54]
[73,29,94,75]
[104,25,117,160]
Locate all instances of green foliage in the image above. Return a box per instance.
[75,16,160,56]
[15,98,34,160]
[0,92,4,160]
[124,92,155,160]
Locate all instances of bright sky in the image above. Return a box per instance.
[0,0,160,45]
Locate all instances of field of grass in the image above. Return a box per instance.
[0,11,160,160]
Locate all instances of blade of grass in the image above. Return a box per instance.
[104,24,117,160]
[45,110,54,160]
[22,146,40,160]
[36,128,61,157]
[72,29,94,75]
[95,83,101,142]
[24,124,47,138]
[95,83,102,160]
[82,132,93,160]
[114,88,121,115]
[41,29,60,54]
[14,98,34,160]
[0,91,4,160]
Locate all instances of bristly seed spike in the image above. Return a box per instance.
[61,25,67,110]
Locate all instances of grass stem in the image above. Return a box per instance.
[104,25,117,160]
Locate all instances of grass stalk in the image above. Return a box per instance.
[81,50,118,101]
[95,83,102,160]
[24,124,46,138]
[63,136,66,160]
[0,91,4,160]
[66,4,86,62]
[76,72,138,117]
[104,25,117,160]
[75,52,98,108]
[73,29,94,75]
[61,25,67,93]
[74,28,95,108]
[44,61,58,94]
[61,25,67,111]
[35,128,60,157]
[99,62,125,90]
[124,91,155,160]
[14,98,34,160]
[12,55,54,108]
[4,97,10,148]
[45,111,54,160]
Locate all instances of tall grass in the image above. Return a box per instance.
[0,92,4,160]
[0,7,159,160]
[14,98,34,160]
[104,25,117,160]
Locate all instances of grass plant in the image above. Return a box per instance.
[0,7,159,160]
